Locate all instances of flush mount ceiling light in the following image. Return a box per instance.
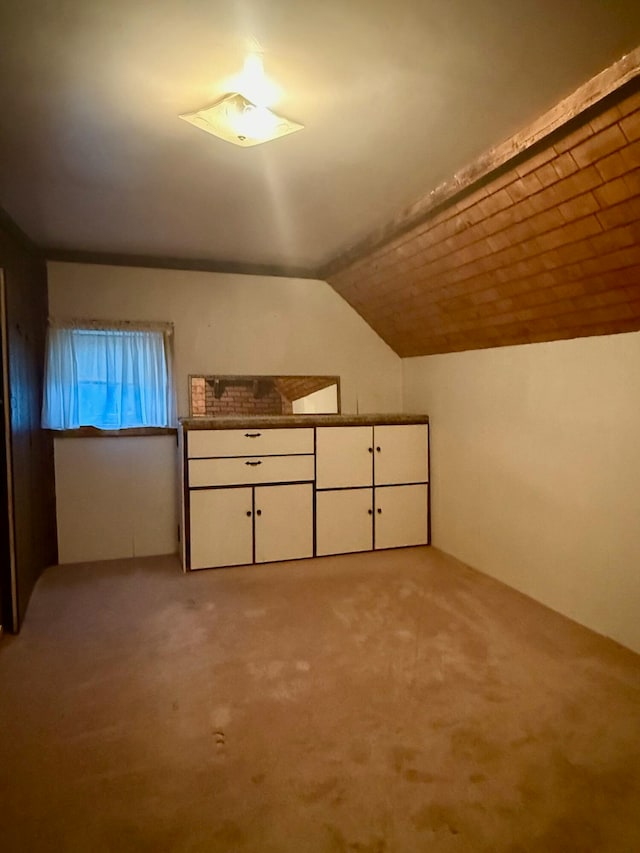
[179,52,303,147]
[180,93,303,147]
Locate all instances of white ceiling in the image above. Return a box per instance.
[1,1,640,271]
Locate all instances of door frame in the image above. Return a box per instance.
[0,269,18,632]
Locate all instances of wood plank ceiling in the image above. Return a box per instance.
[324,73,640,357]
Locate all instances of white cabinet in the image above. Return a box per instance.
[185,427,314,571]
[188,427,314,458]
[315,423,429,557]
[374,485,428,549]
[189,488,253,569]
[373,425,428,485]
[189,484,313,570]
[188,454,314,487]
[316,424,429,489]
[316,427,373,488]
[255,484,313,563]
[182,418,429,571]
[316,489,373,556]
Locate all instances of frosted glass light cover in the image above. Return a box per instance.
[179,93,303,147]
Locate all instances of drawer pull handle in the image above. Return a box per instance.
[245,460,262,466]
[245,432,262,438]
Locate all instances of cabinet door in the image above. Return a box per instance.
[316,427,373,488]
[254,484,313,564]
[189,488,253,569]
[374,485,428,550]
[374,425,428,485]
[316,489,373,556]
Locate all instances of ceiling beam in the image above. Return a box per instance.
[321,45,640,279]
[45,249,318,281]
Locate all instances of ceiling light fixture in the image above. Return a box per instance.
[180,93,303,147]
[180,54,303,148]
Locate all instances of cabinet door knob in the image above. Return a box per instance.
[256,509,262,516]
[376,446,381,452]
[246,511,252,517]
[368,447,373,453]
[368,509,373,515]
[377,508,382,514]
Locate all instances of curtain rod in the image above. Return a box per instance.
[48,318,174,334]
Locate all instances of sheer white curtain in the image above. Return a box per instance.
[42,324,175,430]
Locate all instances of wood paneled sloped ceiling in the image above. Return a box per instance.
[324,67,640,357]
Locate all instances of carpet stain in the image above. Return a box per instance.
[511,734,536,748]
[244,608,267,619]
[484,688,509,704]
[509,813,604,853]
[411,803,461,835]
[349,742,371,765]
[248,659,285,680]
[326,825,387,852]
[211,705,232,727]
[394,629,414,641]
[300,776,341,804]
[270,680,307,701]
[404,768,435,784]
[450,727,502,763]
[431,717,456,731]
[399,581,423,599]
[390,745,419,772]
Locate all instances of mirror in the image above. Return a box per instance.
[189,375,341,417]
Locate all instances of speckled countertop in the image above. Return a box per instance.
[180,413,428,429]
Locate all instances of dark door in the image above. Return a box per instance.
[0,270,16,632]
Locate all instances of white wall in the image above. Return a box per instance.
[292,384,338,414]
[403,331,640,654]
[54,436,178,564]
[47,262,402,563]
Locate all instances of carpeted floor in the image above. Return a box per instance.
[1,547,639,852]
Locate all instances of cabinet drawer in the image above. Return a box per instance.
[188,428,314,458]
[189,454,314,487]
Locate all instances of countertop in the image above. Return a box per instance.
[180,413,429,429]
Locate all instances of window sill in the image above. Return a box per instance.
[47,427,177,439]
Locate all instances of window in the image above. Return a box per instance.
[42,321,174,431]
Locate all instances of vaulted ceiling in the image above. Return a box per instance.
[326,79,640,355]
[1,2,640,356]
